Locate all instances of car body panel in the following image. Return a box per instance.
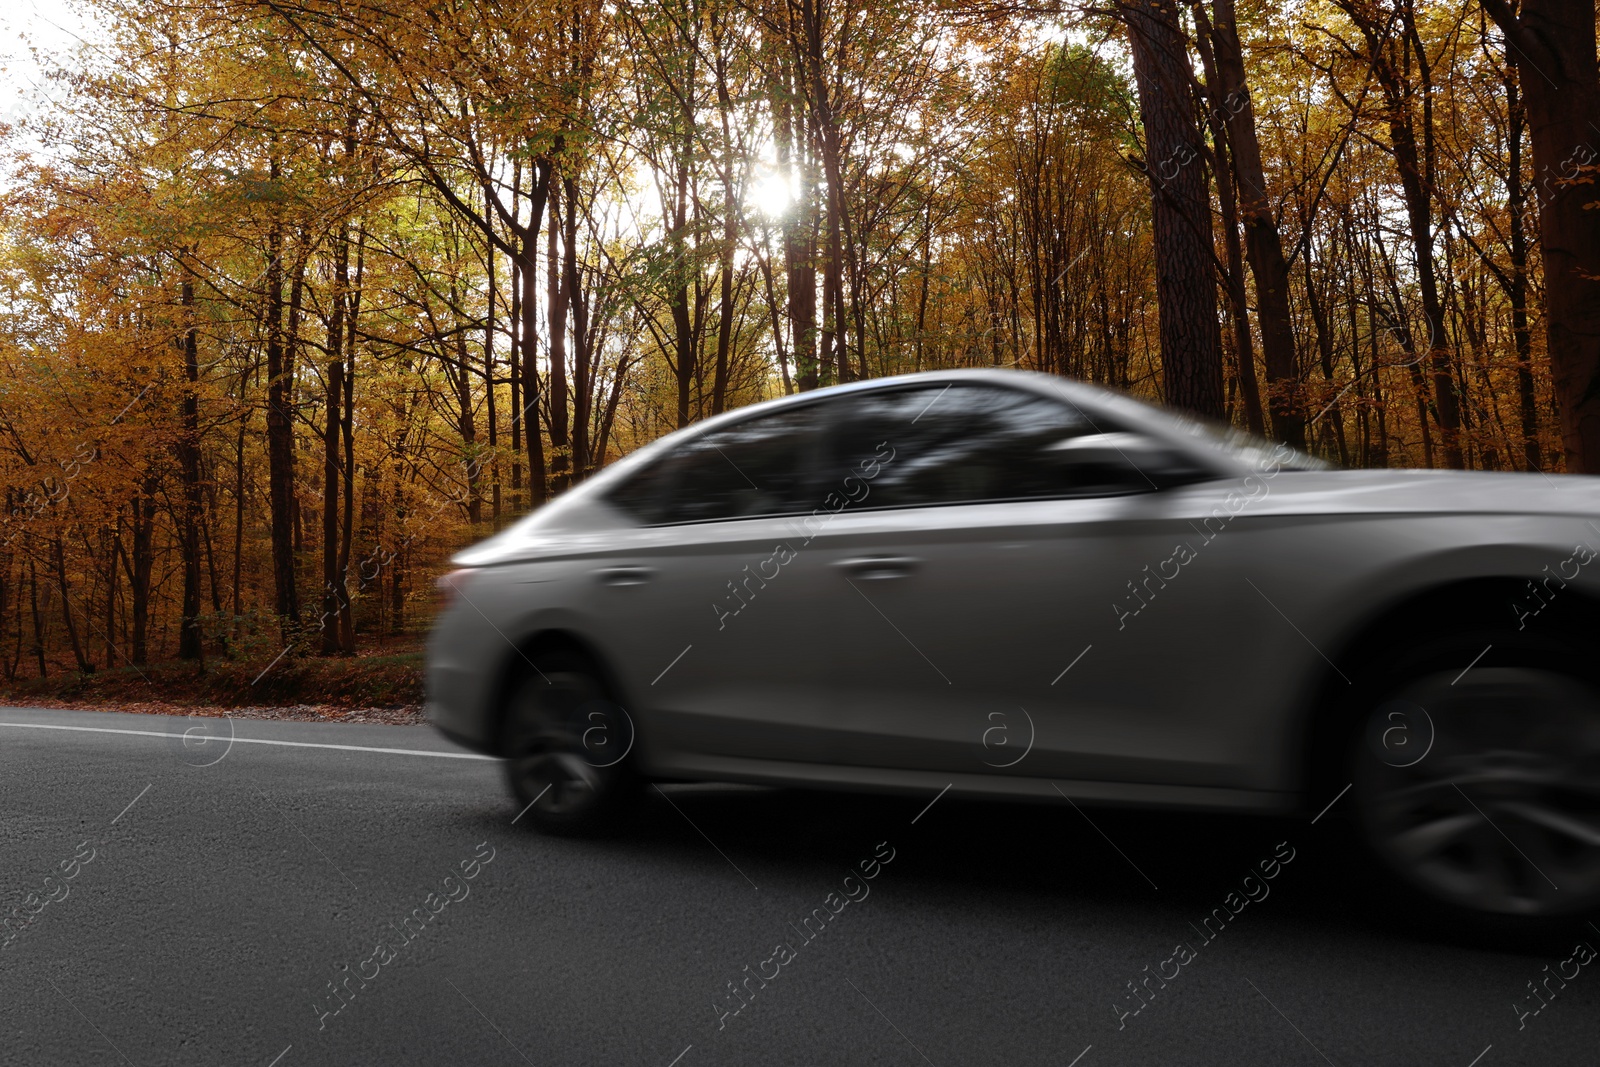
[426,369,1600,811]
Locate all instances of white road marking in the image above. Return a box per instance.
[0,721,495,759]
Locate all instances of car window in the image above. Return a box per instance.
[820,383,1151,508]
[606,405,825,525]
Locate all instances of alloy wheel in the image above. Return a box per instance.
[1352,667,1600,917]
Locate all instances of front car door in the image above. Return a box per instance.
[817,381,1273,789]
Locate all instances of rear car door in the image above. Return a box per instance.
[590,402,852,768]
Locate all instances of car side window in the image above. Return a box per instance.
[607,405,825,525]
[821,384,1150,508]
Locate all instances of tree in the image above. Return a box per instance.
[1478,0,1600,472]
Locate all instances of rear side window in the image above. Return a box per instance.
[607,405,825,525]
[821,384,1142,507]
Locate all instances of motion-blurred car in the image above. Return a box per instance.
[427,368,1600,922]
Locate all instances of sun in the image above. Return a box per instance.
[749,168,796,219]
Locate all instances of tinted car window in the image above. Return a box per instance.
[821,384,1147,508]
[607,405,824,524]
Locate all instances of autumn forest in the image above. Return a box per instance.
[0,0,1596,679]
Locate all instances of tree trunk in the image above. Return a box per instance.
[321,219,351,656]
[127,479,156,664]
[547,180,570,487]
[28,557,46,678]
[264,163,300,639]
[52,538,91,673]
[1199,0,1302,445]
[484,187,501,526]
[517,158,554,503]
[1481,0,1600,472]
[177,268,204,659]
[1191,10,1266,436]
[1124,0,1225,418]
[1505,62,1540,472]
[563,174,592,478]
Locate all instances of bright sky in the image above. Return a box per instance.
[1,0,97,130]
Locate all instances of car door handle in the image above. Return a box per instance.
[834,556,921,580]
[595,565,655,586]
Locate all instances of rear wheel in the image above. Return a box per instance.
[501,650,639,836]
[1347,633,1600,921]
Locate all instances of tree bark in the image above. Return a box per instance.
[1481,0,1600,472]
[1124,0,1226,418]
[176,266,204,659]
[321,219,352,656]
[1504,63,1540,472]
[1198,0,1302,445]
[264,159,300,639]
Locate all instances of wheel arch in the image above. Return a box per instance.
[485,622,640,759]
[1296,573,1600,812]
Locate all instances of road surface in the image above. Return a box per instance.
[1,706,1596,1066]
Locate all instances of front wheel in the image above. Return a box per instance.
[501,651,639,836]
[1348,639,1600,921]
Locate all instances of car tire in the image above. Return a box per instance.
[501,649,640,836]
[1344,627,1600,928]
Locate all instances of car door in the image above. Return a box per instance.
[818,382,1252,785]
[586,401,853,768]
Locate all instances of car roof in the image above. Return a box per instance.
[688,367,1136,432]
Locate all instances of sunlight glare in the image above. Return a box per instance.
[750,169,796,219]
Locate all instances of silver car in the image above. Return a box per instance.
[427,369,1600,922]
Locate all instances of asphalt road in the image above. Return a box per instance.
[2,706,1597,1067]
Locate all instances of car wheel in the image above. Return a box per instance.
[1347,635,1600,921]
[501,650,639,836]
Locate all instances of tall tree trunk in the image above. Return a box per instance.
[1340,1,1465,467]
[52,538,91,673]
[176,266,204,659]
[1198,0,1302,445]
[321,220,351,656]
[563,174,592,478]
[772,39,818,392]
[547,179,570,487]
[264,161,300,639]
[1191,12,1266,436]
[711,11,737,416]
[28,557,45,678]
[1481,0,1600,472]
[232,414,245,621]
[517,158,554,503]
[1125,0,1225,418]
[128,478,156,664]
[802,0,848,385]
[484,188,501,526]
[668,133,697,428]
[450,279,481,525]
[340,226,362,653]
[1504,61,1540,471]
